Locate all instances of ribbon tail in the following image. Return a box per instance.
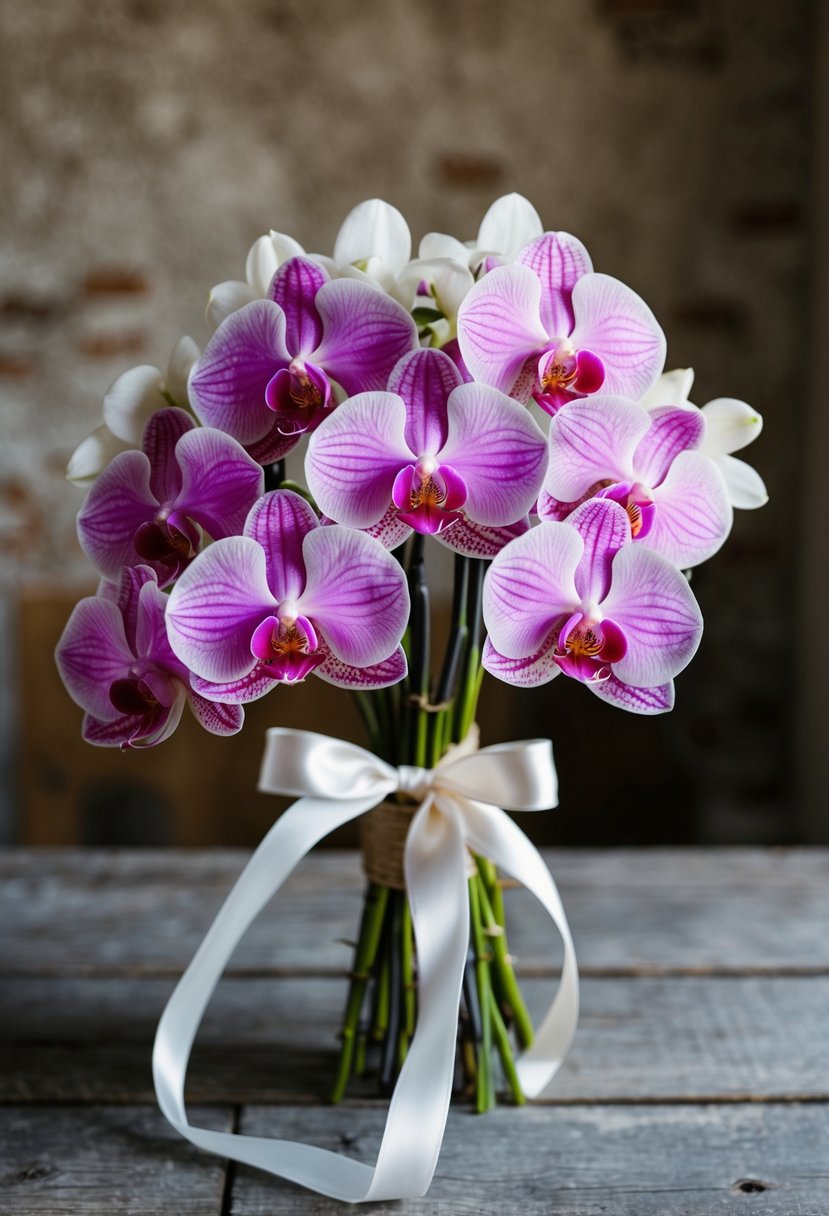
[153,792,394,1202]
[458,799,579,1098]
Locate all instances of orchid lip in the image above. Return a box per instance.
[391,459,468,535]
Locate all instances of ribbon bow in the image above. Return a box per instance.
[153,728,579,1203]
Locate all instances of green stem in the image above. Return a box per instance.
[401,896,416,1039]
[330,884,389,1103]
[488,987,526,1105]
[468,877,494,1113]
[475,867,534,1050]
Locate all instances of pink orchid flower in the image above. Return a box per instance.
[55,566,243,748]
[305,348,547,557]
[165,490,410,701]
[539,395,733,569]
[482,498,703,714]
[189,256,418,465]
[456,232,666,415]
[76,408,264,589]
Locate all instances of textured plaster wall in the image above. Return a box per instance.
[0,0,810,843]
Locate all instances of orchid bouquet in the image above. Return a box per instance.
[56,194,766,1116]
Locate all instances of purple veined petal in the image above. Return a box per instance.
[439,383,547,526]
[102,364,165,444]
[174,427,264,540]
[570,273,666,401]
[108,565,158,653]
[362,502,413,550]
[717,453,768,510]
[166,536,276,683]
[83,711,146,747]
[482,633,561,688]
[333,199,412,277]
[298,525,409,667]
[387,348,462,454]
[633,405,705,487]
[439,338,474,384]
[456,264,549,394]
[601,543,703,688]
[187,690,245,735]
[700,397,763,456]
[267,257,328,354]
[206,280,257,331]
[76,450,158,581]
[588,675,675,715]
[246,422,303,466]
[482,522,582,659]
[134,579,179,672]
[647,450,733,568]
[306,392,412,529]
[567,497,632,603]
[436,515,531,559]
[536,488,578,523]
[189,666,279,705]
[315,638,408,689]
[244,489,319,601]
[515,232,593,338]
[477,193,544,261]
[312,278,418,395]
[545,394,649,502]
[189,300,290,446]
[141,408,192,505]
[55,596,136,722]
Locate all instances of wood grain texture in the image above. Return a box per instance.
[0,1105,232,1214]
[230,1104,829,1215]
[2,975,827,1104]
[4,848,828,974]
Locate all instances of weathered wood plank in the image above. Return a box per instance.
[230,1103,829,1215]
[4,849,829,975]
[0,1105,232,1214]
[2,975,827,1104]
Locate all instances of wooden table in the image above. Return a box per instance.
[2,849,828,1214]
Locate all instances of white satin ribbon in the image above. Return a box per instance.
[153,728,579,1203]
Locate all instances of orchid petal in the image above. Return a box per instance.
[477,193,544,261]
[647,450,733,568]
[570,273,666,400]
[700,397,763,456]
[601,545,703,687]
[717,453,768,509]
[388,348,461,454]
[246,424,303,466]
[247,232,306,296]
[190,667,278,705]
[436,515,530,558]
[244,489,319,601]
[267,257,328,354]
[67,425,131,486]
[166,536,276,683]
[132,686,187,748]
[516,232,593,337]
[315,640,408,689]
[589,676,675,715]
[401,258,474,321]
[102,365,165,444]
[545,395,649,502]
[76,450,157,580]
[165,337,200,406]
[55,596,135,722]
[568,498,632,603]
[483,522,582,659]
[206,281,257,331]
[419,232,470,263]
[298,525,409,667]
[187,692,244,735]
[312,279,417,395]
[457,264,549,395]
[440,383,547,526]
[108,565,157,653]
[134,579,177,667]
[189,300,290,446]
[175,427,264,540]
[333,199,411,276]
[638,368,695,411]
[482,634,560,687]
[306,393,411,529]
[633,406,705,487]
[142,408,192,504]
[362,503,413,551]
[83,712,146,747]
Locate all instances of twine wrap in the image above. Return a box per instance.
[361,801,416,890]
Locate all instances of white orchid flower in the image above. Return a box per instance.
[67,337,199,486]
[639,368,767,509]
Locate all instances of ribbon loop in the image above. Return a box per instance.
[155,727,579,1204]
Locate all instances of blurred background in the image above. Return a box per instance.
[1,0,823,849]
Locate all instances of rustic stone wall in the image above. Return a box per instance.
[0,0,811,843]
